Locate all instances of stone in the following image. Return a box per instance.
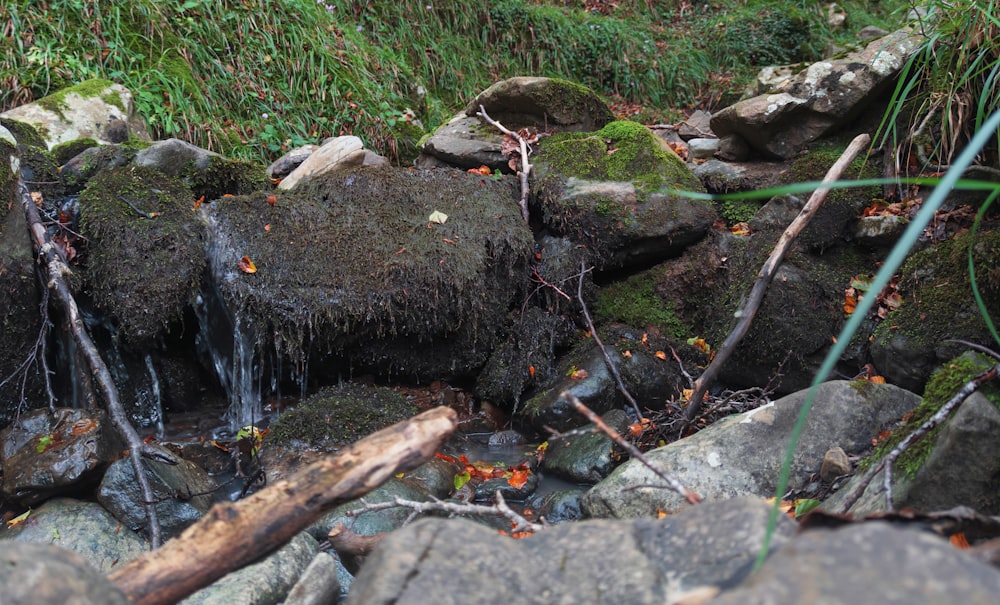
[677,110,713,140]
[266,144,319,179]
[1,408,123,505]
[283,553,342,605]
[711,522,1000,605]
[711,29,925,158]
[582,381,920,518]
[2,498,148,572]
[0,541,130,605]
[0,79,150,149]
[820,446,852,482]
[687,137,720,160]
[543,409,629,484]
[133,137,220,177]
[715,134,751,161]
[278,136,366,190]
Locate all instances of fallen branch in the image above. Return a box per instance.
[19,179,176,548]
[477,105,531,222]
[681,133,871,435]
[837,360,1000,513]
[576,259,643,419]
[564,391,701,505]
[108,405,457,605]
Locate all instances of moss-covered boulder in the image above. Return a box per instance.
[79,166,206,345]
[534,120,715,270]
[204,167,534,381]
[870,230,1000,393]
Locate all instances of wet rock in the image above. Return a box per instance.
[0,78,151,149]
[402,457,463,499]
[1,408,123,505]
[472,468,538,503]
[534,120,715,271]
[711,29,924,158]
[419,76,614,170]
[1,497,148,572]
[525,488,585,523]
[98,444,218,540]
[0,541,130,605]
[60,144,137,193]
[346,497,796,605]
[309,477,435,546]
[132,138,265,200]
[582,381,920,518]
[711,522,1000,605]
[543,409,629,484]
[203,167,533,382]
[488,429,526,447]
[134,138,221,177]
[181,532,318,605]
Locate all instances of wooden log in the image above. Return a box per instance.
[108,406,457,605]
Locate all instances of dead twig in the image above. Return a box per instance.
[575,259,643,419]
[477,105,531,222]
[837,361,1000,513]
[564,391,702,505]
[19,179,176,548]
[680,133,872,436]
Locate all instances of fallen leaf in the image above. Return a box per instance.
[654,350,668,361]
[266,194,278,206]
[730,222,751,236]
[428,210,448,224]
[508,468,530,489]
[238,256,258,274]
[570,368,588,380]
[467,165,492,175]
[193,195,205,210]
[6,509,31,527]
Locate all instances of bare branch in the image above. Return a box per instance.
[477,105,531,222]
[681,133,871,435]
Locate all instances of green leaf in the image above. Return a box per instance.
[36,434,52,453]
[454,471,471,490]
[793,499,821,519]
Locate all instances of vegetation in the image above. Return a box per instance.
[2,0,903,165]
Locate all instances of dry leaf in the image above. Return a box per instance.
[428,210,448,224]
[238,256,258,274]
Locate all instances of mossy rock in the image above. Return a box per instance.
[871,229,1000,392]
[464,76,614,133]
[595,270,691,340]
[51,137,99,165]
[0,118,48,151]
[534,120,714,269]
[79,166,206,344]
[267,382,417,447]
[189,155,267,201]
[205,166,534,380]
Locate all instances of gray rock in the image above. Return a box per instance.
[711,29,925,158]
[278,136,366,190]
[711,522,1000,605]
[0,78,150,149]
[266,144,319,179]
[276,552,341,605]
[692,159,789,193]
[180,532,318,605]
[1,497,148,572]
[543,409,629,484]
[0,541,130,605]
[1,408,123,505]
[583,381,920,518]
[687,137,720,160]
[525,488,586,523]
[677,110,713,140]
[347,497,796,605]
[820,446,852,482]
[98,444,218,540]
[309,477,434,543]
[134,137,220,177]
[716,134,751,161]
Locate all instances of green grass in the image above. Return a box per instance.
[1,0,904,165]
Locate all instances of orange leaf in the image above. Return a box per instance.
[238,256,258,274]
[435,452,456,463]
[70,418,98,436]
[266,194,278,206]
[950,532,970,548]
[467,165,492,175]
[528,365,535,378]
[730,222,751,236]
[570,368,589,380]
[508,468,530,489]
[193,195,205,210]
[654,350,667,361]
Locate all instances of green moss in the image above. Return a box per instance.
[596,270,689,339]
[0,118,47,151]
[35,79,126,118]
[50,137,98,165]
[718,198,761,224]
[867,352,1000,477]
[186,155,267,201]
[266,382,417,447]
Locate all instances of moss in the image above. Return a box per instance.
[50,137,99,165]
[0,118,47,151]
[718,198,761,224]
[266,382,417,447]
[35,79,126,118]
[867,352,1000,477]
[78,166,205,345]
[596,270,689,339]
[186,155,267,201]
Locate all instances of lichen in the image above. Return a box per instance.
[35,79,127,118]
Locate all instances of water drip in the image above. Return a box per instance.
[144,354,164,438]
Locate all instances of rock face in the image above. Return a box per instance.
[711,29,924,158]
[582,381,921,518]
[0,78,150,149]
[347,497,798,605]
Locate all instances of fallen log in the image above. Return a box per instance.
[108,405,458,605]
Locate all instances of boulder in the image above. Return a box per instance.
[711,29,924,158]
[542,409,629,484]
[278,136,388,190]
[0,541,130,605]
[0,79,150,149]
[582,381,920,518]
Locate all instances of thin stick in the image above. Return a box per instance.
[838,362,999,513]
[19,180,176,548]
[477,105,531,222]
[576,259,643,419]
[681,133,871,435]
[564,391,701,505]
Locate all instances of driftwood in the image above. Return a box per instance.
[108,406,457,605]
[680,133,872,434]
[18,179,177,547]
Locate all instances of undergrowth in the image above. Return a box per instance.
[1,0,903,165]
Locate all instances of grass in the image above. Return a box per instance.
[1,0,904,165]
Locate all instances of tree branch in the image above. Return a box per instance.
[681,133,871,435]
[477,105,532,222]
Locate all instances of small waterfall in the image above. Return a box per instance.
[144,354,164,438]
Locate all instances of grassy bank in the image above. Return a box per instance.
[2,0,904,164]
